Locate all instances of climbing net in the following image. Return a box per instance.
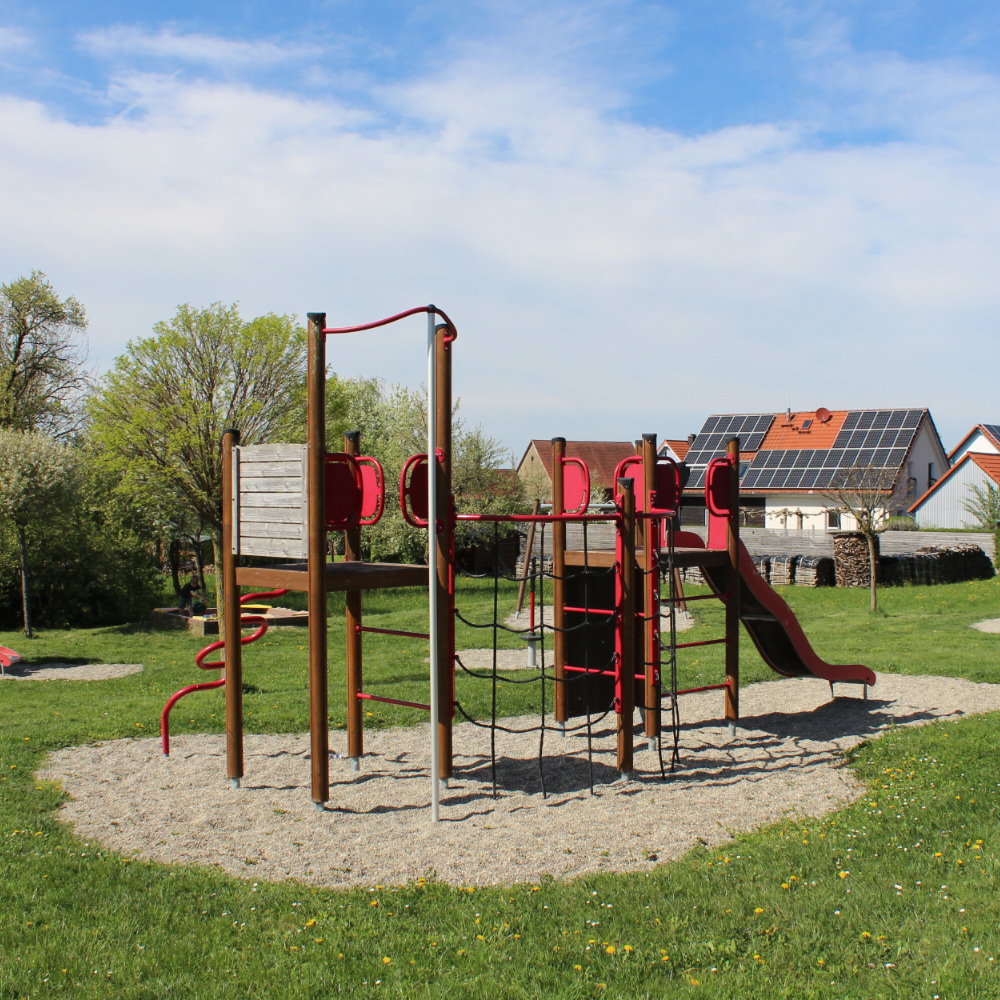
[450,508,684,798]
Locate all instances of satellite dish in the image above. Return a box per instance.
[816,407,832,423]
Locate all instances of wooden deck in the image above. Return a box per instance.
[235,561,428,593]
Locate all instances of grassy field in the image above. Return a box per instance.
[0,576,998,997]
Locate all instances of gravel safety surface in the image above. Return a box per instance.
[39,673,1000,888]
[971,618,1000,633]
[0,663,143,682]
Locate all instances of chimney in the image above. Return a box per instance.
[687,433,696,444]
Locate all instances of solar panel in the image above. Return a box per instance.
[741,470,759,488]
[809,450,827,468]
[903,409,922,428]
[785,470,803,489]
[700,416,720,433]
[755,470,774,488]
[755,414,775,432]
[858,449,875,467]
[779,450,796,468]
[841,449,859,466]
[764,450,783,468]
[798,449,815,467]
[770,470,789,489]
[814,469,834,488]
[832,430,852,448]
[841,412,860,431]
[799,470,818,488]
[826,450,844,467]
[872,448,890,467]
[743,432,766,451]
[983,424,1000,442]
[856,411,876,430]
[689,469,706,489]
[872,411,890,430]
[886,410,905,429]
[864,429,885,447]
[887,448,906,466]
[848,429,867,448]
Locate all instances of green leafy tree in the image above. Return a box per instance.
[0,431,82,636]
[0,271,90,437]
[962,481,1000,568]
[88,303,307,613]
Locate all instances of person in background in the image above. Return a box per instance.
[178,577,201,617]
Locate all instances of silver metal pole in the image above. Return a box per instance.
[427,307,440,824]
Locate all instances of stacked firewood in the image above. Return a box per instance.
[795,555,835,587]
[770,554,799,586]
[881,544,994,585]
[751,555,770,582]
[833,532,878,588]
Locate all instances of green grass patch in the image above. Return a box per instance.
[0,578,999,995]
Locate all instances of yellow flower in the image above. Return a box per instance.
[606,945,616,955]
[754,907,764,914]
[383,957,391,964]
[934,852,943,857]
[781,883,789,889]
[476,935,484,940]
[817,959,825,966]
[305,919,317,927]
[623,945,633,953]
[861,932,872,940]
[370,900,379,907]
[839,871,849,878]
[573,965,582,971]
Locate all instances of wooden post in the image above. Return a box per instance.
[222,428,243,789]
[725,436,740,737]
[434,325,454,782]
[306,312,330,808]
[642,433,659,751]
[344,430,363,771]
[617,477,636,777]
[551,438,567,730]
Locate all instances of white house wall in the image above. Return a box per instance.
[951,429,1000,463]
[913,460,992,529]
[763,497,857,531]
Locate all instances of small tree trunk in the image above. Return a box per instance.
[17,524,33,639]
[213,528,225,638]
[867,532,878,613]
[169,538,182,598]
[189,528,207,596]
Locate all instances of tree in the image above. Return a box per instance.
[962,480,1000,568]
[823,465,911,613]
[0,272,90,437]
[0,431,81,636]
[87,303,307,615]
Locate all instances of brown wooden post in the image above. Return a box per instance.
[617,477,636,776]
[344,430,363,771]
[306,312,330,808]
[725,436,741,737]
[434,325,454,782]
[551,437,567,731]
[642,433,659,751]
[222,428,243,789]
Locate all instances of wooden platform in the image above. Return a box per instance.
[235,561,428,593]
[565,548,728,570]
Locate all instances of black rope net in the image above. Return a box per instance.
[452,513,683,799]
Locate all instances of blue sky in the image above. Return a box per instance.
[2,1,999,451]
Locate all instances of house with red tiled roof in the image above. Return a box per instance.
[909,427,1000,528]
[516,440,637,500]
[681,408,948,530]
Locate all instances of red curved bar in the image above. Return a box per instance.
[560,456,590,514]
[322,305,457,342]
[160,589,290,754]
[357,456,385,526]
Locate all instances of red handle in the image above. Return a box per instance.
[705,456,735,516]
[357,456,385,526]
[613,455,642,494]
[560,456,591,514]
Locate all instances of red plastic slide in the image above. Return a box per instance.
[674,528,876,690]
[0,646,22,675]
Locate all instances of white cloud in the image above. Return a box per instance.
[1,34,999,450]
[0,26,31,52]
[78,26,319,66]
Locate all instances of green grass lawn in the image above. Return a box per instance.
[0,577,998,997]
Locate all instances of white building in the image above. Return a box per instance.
[681,408,948,531]
[909,425,1000,528]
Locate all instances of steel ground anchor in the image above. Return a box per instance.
[229,777,241,790]
[728,722,737,740]
[349,757,360,772]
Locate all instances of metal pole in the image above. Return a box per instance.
[222,428,243,789]
[435,325,454,783]
[427,307,440,823]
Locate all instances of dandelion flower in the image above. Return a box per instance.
[383,958,391,965]
[755,907,764,914]
[574,965,582,971]
[606,945,616,955]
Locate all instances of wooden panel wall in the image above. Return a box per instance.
[235,444,308,559]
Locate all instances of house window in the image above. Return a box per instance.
[928,462,937,489]
[826,511,841,530]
